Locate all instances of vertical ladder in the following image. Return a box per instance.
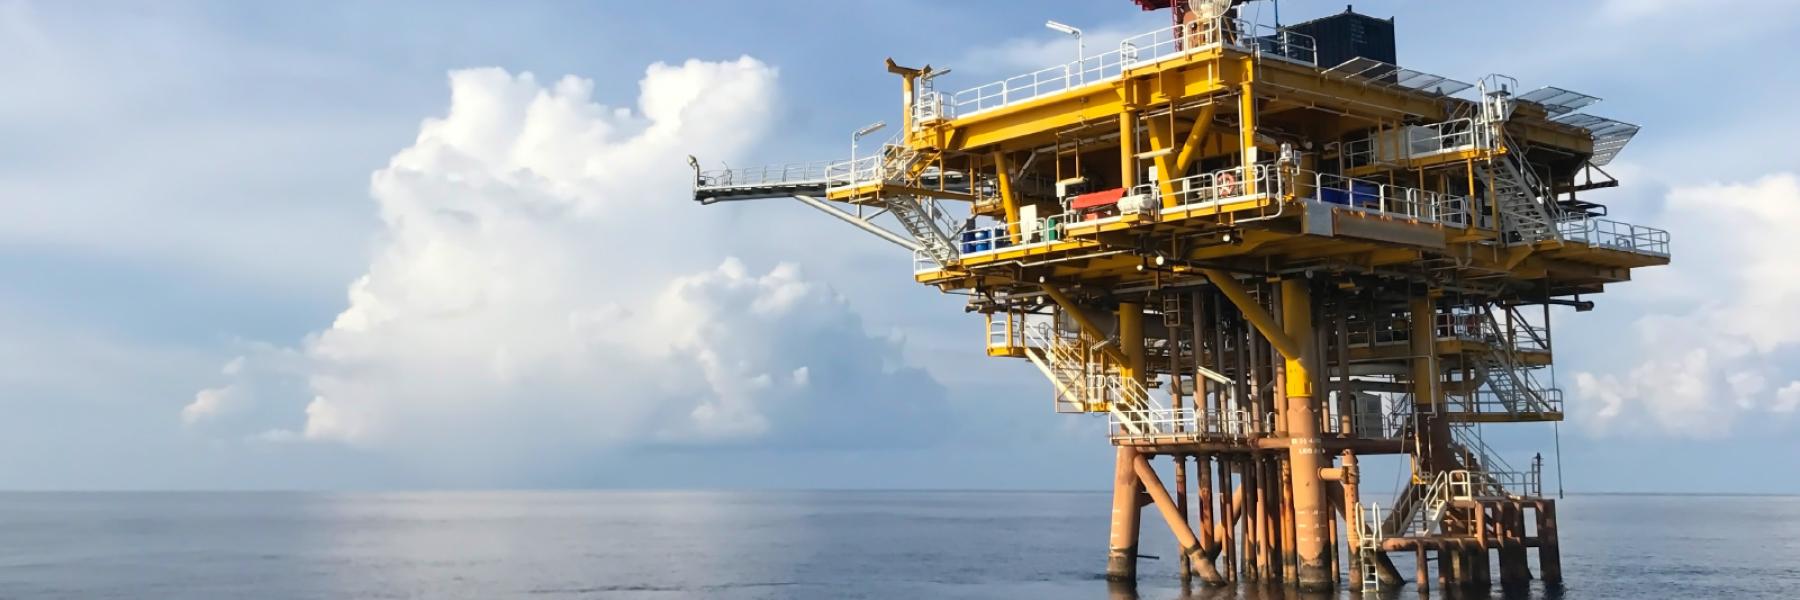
[1355,503,1385,593]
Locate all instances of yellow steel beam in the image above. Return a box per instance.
[1237,74,1258,195]
[1174,103,1219,174]
[1120,110,1140,188]
[1120,302,1145,385]
[992,151,1020,238]
[1146,117,1180,208]
[1200,269,1303,360]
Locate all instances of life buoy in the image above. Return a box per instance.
[1216,171,1242,197]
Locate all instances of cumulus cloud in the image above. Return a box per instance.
[1573,174,1800,437]
[196,59,947,463]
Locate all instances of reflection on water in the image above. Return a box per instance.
[0,492,1790,599]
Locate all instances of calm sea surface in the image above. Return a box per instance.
[0,491,1793,599]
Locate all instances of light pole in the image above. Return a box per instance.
[850,121,887,180]
[1046,20,1084,84]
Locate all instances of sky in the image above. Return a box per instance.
[2,0,1798,493]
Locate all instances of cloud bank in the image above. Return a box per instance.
[1573,174,1800,437]
[186,59,947,464]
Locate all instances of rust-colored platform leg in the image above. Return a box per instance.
[1135,454,1227,585]
[1537,500,1562,586]
[1108,446,1143,582]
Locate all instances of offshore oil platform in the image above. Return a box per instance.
[691,0,1666,593]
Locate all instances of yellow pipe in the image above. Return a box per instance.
[1238,75,1257,195]
[1120,110,1140,188]
[1200,269,1302,360]
[1119,302,1145,385]
[1147,118,1180,208]
[992,151,1021,238]
[1174,103,1220,174]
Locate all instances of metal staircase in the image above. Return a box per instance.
[885,194,960,266]
[1474,77,1562,245]
[1020,323,1162,432]
[1477,148,1559,245]
[1382,470,1456,538]
[849,144,963,267]
[1022,322,1097,414]
[1472,308,1559,415]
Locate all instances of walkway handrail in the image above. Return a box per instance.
[1556,215,1671,257]
[697,160,837,188]
[933,17,1316,119]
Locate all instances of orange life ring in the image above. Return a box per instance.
[1216,171,1241,197]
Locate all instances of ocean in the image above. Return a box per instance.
[0,491,1793,599]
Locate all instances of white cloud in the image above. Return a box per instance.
[1776,383,1800,414]
[200,59,946,465]
[1573,174,1800,437]
[181,385,239,425]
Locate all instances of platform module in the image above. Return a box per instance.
[692,2,1663,592]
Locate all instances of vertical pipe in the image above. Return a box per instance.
[1327,491,1340,585]
[992,151,1021,238]
[1108,447,1143,582]
[1120,111,1140,189]
[1260,455,1274,576]
[1280,278,1332,591]
[1239,81,1259,195]
[1121,303,1146,387]
[1175,453,1191,578]
[1416,546,1431,595]
[1343,451,1364,591]
[1411,294,1452,472]
[1243,455,1260,581]
[1224,459,1240,582]
[1282,458,1298,583]
[1198,454,1218,557]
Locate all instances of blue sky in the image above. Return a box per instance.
[2,0,1798,493]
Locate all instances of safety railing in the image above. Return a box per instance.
[1444,469,1476,501]
[1312,172,1468,224]
[826,152,898,190]
[935,17,1315,120]
[1133,164,1277,210]
[1465,389,1564,415]
[940,49,1129,118]
[1408,118,1481,157]
[1344,314,1412,347]
[986,312,1026,352]
[1435,310,1485,341]
[1451,425,1518,473]
[1556,216,1671,257]
[696,161,836,189]
[956,210,1077,257]
[1108,407,1275,439]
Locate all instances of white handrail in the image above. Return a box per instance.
[697,161,836,188]
[932,17,1316,120]
[1556,215,1670,256]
